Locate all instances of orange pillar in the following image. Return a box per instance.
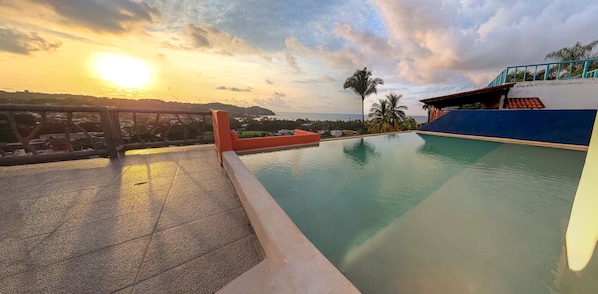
[211,110,233,164]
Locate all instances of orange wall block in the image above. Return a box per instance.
[212,110,320,163]
[231,129,320,151]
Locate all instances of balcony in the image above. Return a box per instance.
[487,58,598,87]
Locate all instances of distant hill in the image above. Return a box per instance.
[0,90,275,117]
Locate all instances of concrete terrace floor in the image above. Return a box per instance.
[0,145,263,293]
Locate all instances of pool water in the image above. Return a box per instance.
[240,133,598,293]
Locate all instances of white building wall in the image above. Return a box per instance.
[508,79,598,109]
[330,130,343,137]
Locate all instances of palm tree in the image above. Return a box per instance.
[545,40,598,62]
[545,40,598,74]
[368,98,393,133]
[342,138,380,166]
[343,67,384,134]
[386,93,408,130]
[400,117,417,130]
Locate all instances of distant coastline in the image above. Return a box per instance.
[266,111,428,124]
[0,90,275,117]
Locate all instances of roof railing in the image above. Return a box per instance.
[487,58,598,87]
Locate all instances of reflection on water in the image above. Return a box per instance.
[417,134,501,165]
[240,133,593,293]
[342,138,380,166]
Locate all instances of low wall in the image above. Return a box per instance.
[419,109,596,146]
[231,130,320,152]
[212,110,321,163]
[218,151,359,293]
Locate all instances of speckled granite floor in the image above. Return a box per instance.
[0,145,263,293]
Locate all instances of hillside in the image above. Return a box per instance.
[0,90,275,117]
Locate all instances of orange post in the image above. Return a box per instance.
[211,110,233,164]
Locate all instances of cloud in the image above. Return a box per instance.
[282,0,598,89]
[285,36,360,69]
[333,23,394,58]
[294,75,338,84]
[184,23,261,55]
[218,97,252,107]
[144,0,383,53]
[285,52,302,73]
[160,0,342,50]
[265,79,274,85]
[253,92,293,110]
[215,86,252,92]
[40,28,92,43]
[0,28,62,55]
[188,25,209,47]
[367,0,598,85]
[32,0,161,34]
[253,96,292,109]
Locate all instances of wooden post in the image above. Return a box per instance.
[110,109,123,149]
[65,112,74,152]
[99,109,118,158]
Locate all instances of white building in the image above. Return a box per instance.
[330,130,343,137]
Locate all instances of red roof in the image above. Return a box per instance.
[506,97,545,109]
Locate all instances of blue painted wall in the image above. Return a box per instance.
[419,109,597,146]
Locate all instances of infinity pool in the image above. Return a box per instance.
[240,133,598,293]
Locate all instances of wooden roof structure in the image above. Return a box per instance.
[420,83,515,109]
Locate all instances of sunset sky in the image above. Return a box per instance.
[1,0,597,115]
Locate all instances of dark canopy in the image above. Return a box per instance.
[420,83,515,109]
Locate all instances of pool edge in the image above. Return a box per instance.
[416,130,588,151]
[217,150,360,294]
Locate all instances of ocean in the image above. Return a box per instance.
[267,112,428,124]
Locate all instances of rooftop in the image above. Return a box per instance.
[506,97,545,109]
[419,83,514,108]
[0,145,263,293]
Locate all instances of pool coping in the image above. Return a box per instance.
[217,150,360,293]
[416,130,588,151]
[232,141,320,156]
[233,132,416,155]
[320,130,413,142]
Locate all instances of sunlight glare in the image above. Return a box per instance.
[95,54,151,88]
[565,117,598,272]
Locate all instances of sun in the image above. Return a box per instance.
[94,54,151,88]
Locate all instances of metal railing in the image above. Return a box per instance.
[487,59,598,87]
[0,104,213,165]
